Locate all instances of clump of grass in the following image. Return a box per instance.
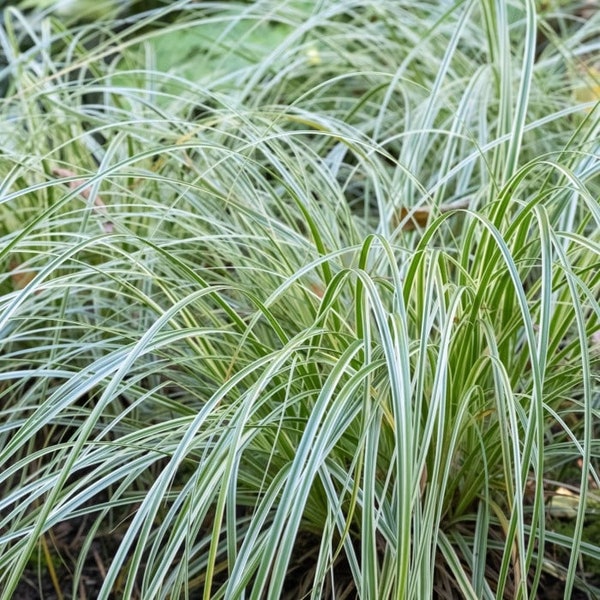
[1,1,599,598]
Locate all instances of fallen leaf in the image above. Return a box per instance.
[393,198,471,231]
[309,282,325,298]
[306,46,321,66]
[548,486,580,519]
[573,65,600,112]
[9,257,35,290]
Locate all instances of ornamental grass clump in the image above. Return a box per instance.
[0,1,599,598]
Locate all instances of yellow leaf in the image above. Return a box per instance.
[306,46,321,66]
[573,66,600,111]
[548,486,579,519]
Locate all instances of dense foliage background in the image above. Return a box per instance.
[1,1,599,598]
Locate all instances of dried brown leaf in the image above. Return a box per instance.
[9,258,35,290]
[392,198,471,231]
